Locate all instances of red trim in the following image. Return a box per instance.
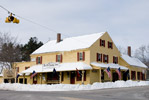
[77,52,79,61]
[83,52,85,61]
[61,54,62,62]
[40,56,42,64]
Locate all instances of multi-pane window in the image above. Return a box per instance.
[103,54,108,63]
[97,53,102,62]
[113,56,118,64]
[77,52,85,61]
[108,41,113,49]
[100,39,105,47]
[56,54,62,62]
[36,56,42,64]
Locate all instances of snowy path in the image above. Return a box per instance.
[0,80,149,91]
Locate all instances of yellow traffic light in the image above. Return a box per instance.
[13,17,19,24]
[5,17,11,23]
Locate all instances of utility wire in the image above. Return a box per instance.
[0,5,90,46]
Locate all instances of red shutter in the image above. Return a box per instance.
[56,55,58,62]
[36,57,38,64]
[111,43,113,49]
[107,55,109,63]
[60,54,62,62]
[96,53,98,62]
[104,40,105,47]
[83,52,85,61]
[84,71,86,81]
[40,56,42,64]
[100,39,102,46]
[77,52,79,61]
[103,54,105,62]
[101,54,102,62]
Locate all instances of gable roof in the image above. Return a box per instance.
[32,32,105,55]
[121,54,148,68]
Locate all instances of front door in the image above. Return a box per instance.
[112,72,118,82]
[70,71,75,84]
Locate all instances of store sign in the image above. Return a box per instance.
[43,62,59,69]
[3,69,16,78]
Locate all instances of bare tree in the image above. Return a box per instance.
[135,45,149,67]
[0,32,22,72]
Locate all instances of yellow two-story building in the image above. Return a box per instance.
[1,32,147,85]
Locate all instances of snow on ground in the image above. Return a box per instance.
[0,80,149,91]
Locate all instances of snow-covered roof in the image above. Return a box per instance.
[32,32,105,54]
[21,62,92,74]
[91,62,128,70]
[121,54,148,68]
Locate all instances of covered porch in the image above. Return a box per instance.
[19,62,92,85]
[91,62,129,83]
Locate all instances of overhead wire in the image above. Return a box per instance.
[0,5,90,46]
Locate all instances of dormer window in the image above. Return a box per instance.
[108,41,113,49]
[100,39,105,47]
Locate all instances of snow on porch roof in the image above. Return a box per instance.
[32,32,105,54]
[21,62,92,74]
[121,54,148,68]
[91,62,128,70]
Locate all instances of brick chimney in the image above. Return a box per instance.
[57,33,61,43]
[128,46,131,57]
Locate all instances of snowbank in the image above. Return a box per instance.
[0,80,149,91]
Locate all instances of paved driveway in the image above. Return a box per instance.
[0,86,149,100]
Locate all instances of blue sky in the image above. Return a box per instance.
[0,0,148,52]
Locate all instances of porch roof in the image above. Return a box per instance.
[21,62,92,74]
[91,62,128,70]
